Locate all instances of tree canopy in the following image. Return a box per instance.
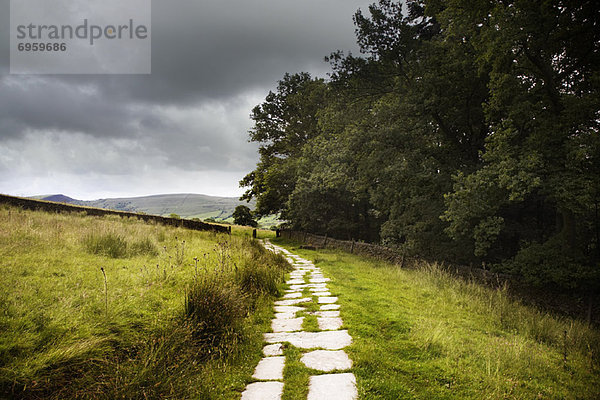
[232,205,257,228]
[241,0,600,293]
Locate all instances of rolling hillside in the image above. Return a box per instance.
[35,193,261,222]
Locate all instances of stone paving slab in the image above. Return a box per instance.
[288,284,308,290]
[275,298,311,306]
[307,373,357,400]
[274,312,297,320]
[263,330,352,350]
[247,240,356,400]
[263,343,283,356]
[301,350,353,372]
[290,283,327,290]
[241,381,284,400]
[309,278,331,283]
[274,305,304,314]
[272,317,304,332]
[252,356,285,380]
[318,296,338,304]
[288,274,306,279]
[317,317,343,331]
[315,310,340,318]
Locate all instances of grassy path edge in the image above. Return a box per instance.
[273,237,599,399]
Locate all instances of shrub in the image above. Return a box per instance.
[82,232,128,258]
[235,239,288,298]
[130,237,158,256]
[505,236,596,290]
[236,263,282,298]
[184,276,248,348]
[82,232,158,258]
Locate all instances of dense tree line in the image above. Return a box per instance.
[241,0,599,293]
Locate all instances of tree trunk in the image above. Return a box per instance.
[560,209,577,252]
[587,294,593,326]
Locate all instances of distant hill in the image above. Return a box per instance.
[39,194,81,204]
[34,193,273,226]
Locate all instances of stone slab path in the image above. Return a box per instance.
[241,239,358,400]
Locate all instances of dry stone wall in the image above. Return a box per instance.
[0,194,229,234]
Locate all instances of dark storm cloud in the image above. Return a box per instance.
[0,0,373,197]
[0,77,166,140]
[1,0,366,103]
[75,0,367,105]
[128,0,363,103]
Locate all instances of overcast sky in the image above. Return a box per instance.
[0,0,372,200]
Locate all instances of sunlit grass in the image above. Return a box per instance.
[274,238,600,399]
[0,204,289,399]
[230,224,276,239]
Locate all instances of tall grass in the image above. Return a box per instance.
[277,238,600,399]
[185,276,248,351]
[236,239,288,298]
[413,261,600,363]
[184,237,289,352]
[0,204,290,399]
[82,231,159,258]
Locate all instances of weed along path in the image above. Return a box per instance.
[242,239,358,400]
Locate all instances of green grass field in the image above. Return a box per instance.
[3,202,597,399]
[274,238,600,399]
[0,204,288,399]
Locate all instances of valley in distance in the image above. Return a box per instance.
[32,193,279,228]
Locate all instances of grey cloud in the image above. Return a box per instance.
[1,0,366,103]
[1,0,370,138]
[0,131,145,176]
[0,95,260,174]
[0,0,373,197]
[143,97,262,171]
[0,77,154,140]
[134,0,363,102]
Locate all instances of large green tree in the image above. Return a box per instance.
[242,0,600,294]
[311,0,489,259]
[232,205,257,227]
[239,73,327,219]
[442,0,600,289]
